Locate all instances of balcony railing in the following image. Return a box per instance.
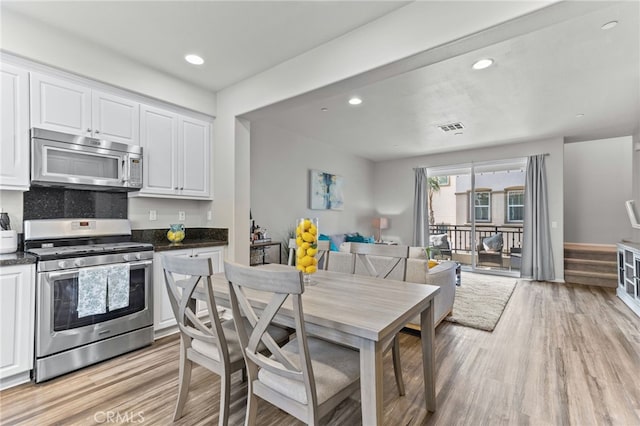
[429,223,523,255]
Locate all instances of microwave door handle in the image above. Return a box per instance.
[122,156,128,184]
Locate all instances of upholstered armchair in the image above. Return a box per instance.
[476,233,504,267]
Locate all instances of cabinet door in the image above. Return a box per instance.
[30,73,91,136]
[0,64,30,190]
[140,105,179,196]
[192,247,224,317]
[0,265,35,385]
[179,116,211,199]
[92,91,139,145]
[153,249,191,333]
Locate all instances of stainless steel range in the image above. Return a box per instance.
[24,218,154,382]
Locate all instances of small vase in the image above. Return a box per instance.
[167,224,185,243]
[295,218,319,285]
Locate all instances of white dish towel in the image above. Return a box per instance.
[77,266,108,318]
[108,263,130,310]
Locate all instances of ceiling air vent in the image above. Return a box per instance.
[437,122,464,132]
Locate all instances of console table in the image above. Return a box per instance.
[250,241,282,266]
[617,241,640,317]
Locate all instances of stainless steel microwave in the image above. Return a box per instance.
[31,128,143,191]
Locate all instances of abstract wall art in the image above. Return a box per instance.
[309,169,344,210]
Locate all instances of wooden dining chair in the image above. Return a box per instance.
[350,242,410,396]
[161,255,290,425]
[224,261,360,425]
[287,239,331,270]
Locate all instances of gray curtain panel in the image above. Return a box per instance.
[413,167,428,247]
[522,154,555,280]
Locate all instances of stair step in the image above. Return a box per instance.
[564,258,617,274]
[564,270,617,288]
[564,243,617,261]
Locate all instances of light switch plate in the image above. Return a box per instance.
[149,210,157,221]
[178,211,186,221]
[207,211,212,221]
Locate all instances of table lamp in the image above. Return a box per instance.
[372,217,389,242]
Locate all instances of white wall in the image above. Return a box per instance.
[250,122,374,250]
[373,138,565,281]
[1,14,218,232]
[564,136,633,244]
[214,1,555,263]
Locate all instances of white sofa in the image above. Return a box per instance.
[326,244,457,328]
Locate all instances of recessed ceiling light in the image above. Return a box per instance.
[348,97,362,105]
[472,58,494,70]
[185,54,204,65]
[601,21,618,30]
[575,113,585,118]
[321,107,328,112]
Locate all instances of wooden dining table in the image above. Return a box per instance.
[209,265,440,425]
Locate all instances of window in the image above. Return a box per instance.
[471,191,491,222]
[507,190,524,222]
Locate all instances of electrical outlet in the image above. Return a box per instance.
[149,210,157,221]
[178,211,186,221]
[207,211,212,221]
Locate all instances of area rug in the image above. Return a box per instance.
[444,272,517,331]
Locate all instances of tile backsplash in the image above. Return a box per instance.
[23,187,127,220]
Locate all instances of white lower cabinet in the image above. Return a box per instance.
[0,264,35,390]
[617,242,640,317]
[153,247,224,337]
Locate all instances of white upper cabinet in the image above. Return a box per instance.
[91,90,140,145]
[0,63,30,190]
[136,104,211,199]
[139,105,178,196]
[180,116,211,198]
[30,73,139,145]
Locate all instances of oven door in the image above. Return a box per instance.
[36,260,153,358]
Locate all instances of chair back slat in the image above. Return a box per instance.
[349,243,410,280]
[225,261,317,406]
[287,238,331,270]
[161,255,227,359]
[287,238,297,266]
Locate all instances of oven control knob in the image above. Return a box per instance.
[75,259,86,267]
[123,253,141,262]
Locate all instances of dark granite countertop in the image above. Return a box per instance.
[132,227,228,252]
[0,252,37,267]
[153,239,227,252]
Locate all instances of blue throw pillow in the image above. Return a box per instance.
[345,234,366,243]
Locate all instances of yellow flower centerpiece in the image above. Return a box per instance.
[167,224,185,243]
[295,218,319,284]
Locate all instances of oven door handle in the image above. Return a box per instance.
[128,260,153,268]
[45,270,80,280]
[45,260,152,279]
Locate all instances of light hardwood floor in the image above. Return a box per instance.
[1,280,639,425]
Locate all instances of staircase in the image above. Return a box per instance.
[564,243,617,288]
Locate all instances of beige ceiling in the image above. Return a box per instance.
[1,0,410,91]
[3,1,639,162]
[245,1,640,161]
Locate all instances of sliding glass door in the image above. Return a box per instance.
[427,158,526,275]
